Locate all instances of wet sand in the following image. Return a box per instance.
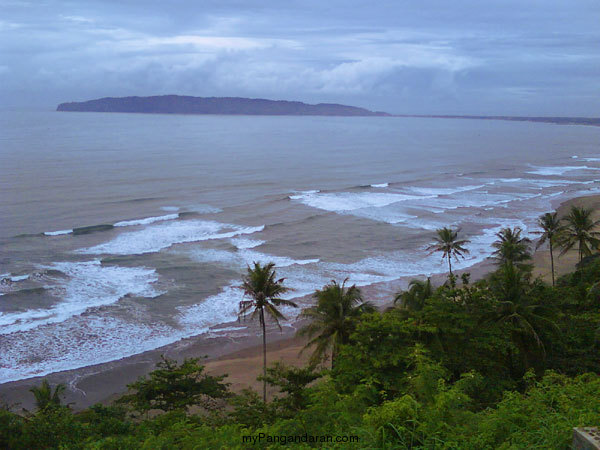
[2,194,599,412]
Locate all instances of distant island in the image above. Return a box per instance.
[56,96,599,126]
[56,95,390,116]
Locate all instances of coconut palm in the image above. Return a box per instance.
[487,263,559,371]
[297,279,375,369]
[533,212,564,286]
[30,379,65,410]
[491,227,532,270]
[394,278,433,312]
[428,227,470,277]
[239,262,297,401]
[559,206,600,263]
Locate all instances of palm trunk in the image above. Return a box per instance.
[448,256,452,276]
[260,307,267,402]
[331,342,337,370]
[549,241,555,286]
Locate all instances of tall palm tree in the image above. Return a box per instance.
[428,227,470,277]
[394,278,433,312]
[559,206,600,263]
[297,279,375,369]
[533,212,564,286]
[491,227,532,270]
[30,379,65,410]
[238,262,297,401]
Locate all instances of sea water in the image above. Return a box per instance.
[1,111,599,382]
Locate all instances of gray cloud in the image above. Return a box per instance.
[0,0,599,115]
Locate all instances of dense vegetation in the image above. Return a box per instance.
[2,207,599,449]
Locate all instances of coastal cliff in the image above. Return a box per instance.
[56,95,390,116]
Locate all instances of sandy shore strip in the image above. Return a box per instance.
[2,194,598,412]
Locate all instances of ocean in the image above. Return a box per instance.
[1,110,599,383]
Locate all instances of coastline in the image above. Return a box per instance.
[2,193,599,412]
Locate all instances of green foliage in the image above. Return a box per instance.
[76,404,133,439]
[239,262,297,330]
[229,388,277,429]
[458,372,600,449]
[560,205,600,263]
[29,379,66,411]
[298,279,374,368]
[5,242,600,449]
[258,362,322,414]
[394,278,432,312]
[491,227,533,273]
[0,407,24,449]
[21,405,84,449]
[427,227,471,275]
[118,356,230,414]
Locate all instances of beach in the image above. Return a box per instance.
[2,193,598,411]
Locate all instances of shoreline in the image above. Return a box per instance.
[2,193,599,411]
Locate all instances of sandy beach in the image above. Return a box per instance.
[2,193,599,412]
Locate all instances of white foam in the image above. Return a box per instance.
[114,213,179,227]
[186,204,222,214]
[405,192,514,211]
[526,179,593,188]
[188,246,319,269]
[526,165,599,175]
[79,220,265,255]
[177,284,241,331]
[572,155,578,159]
[0,314,177,383]
[408,185,485,196]
[160,206,180,212]
[290,191,424,212]
[210,325,247,333]
[230,237,265,249]
[0,261,161,334]
[9,274,30,282]
[490,178,524,184]
[44,229,73,236]
[583,157,600,162]
[351,208,418,224]
[371,183,389,188]
[290,189,320,196]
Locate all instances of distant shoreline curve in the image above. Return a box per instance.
[393,114,600,127]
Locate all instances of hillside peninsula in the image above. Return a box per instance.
[56,95,391,116]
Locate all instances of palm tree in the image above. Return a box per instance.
[491,227,532,270]
[533,212,563,286]
[487,263,559,371]
[394,278,433,312]
[559,206,600,263]
[297,279,375,369]
[30,379,65,410]
[428,227,470,277]
[238,262,297,401]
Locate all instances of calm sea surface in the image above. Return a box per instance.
[1,111,599,382]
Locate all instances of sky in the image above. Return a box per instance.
[0,0,599,115]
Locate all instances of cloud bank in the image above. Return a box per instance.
[1,0,599,115]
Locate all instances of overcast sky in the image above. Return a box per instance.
[1,0,598,115]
